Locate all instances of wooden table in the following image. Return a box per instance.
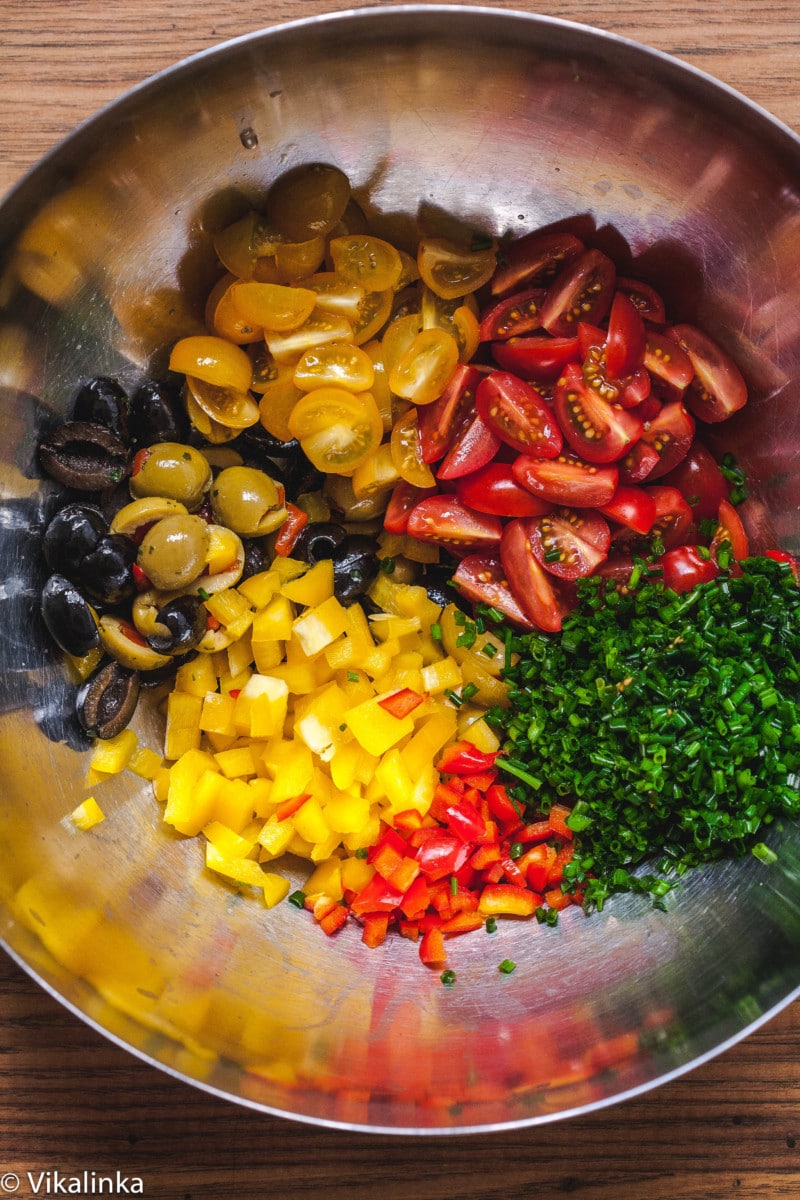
[2,1,800,1195]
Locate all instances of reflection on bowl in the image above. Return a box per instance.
[2,6,800,1132]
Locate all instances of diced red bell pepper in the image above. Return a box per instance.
[400,873,431,920]
[547,844,574,885]
[482,862,505,884]
[460,771,498,791]
[500,854,528,888]
[517,843,556,893]
[469,843,502,871]
[544,887,573,912]
[414,832,471,881]
[361,913,390,948]
[516,819,552,844]
[398,919,420,942]
[419,925,448,968]
[548,803,574,840]
[275,793,311,821]
[273,502,309,557]
[485,782,522,826]
[370,825,407,858]
[440,911,485,936]
[393,808,424,833]
[378,687,426,719]
[318,903,349,936]
[437,741,499,775]
[479,884,539,917]
[431,782,464,823]
[445,798,487,843]
[371,840,405,882]
[387,855,421,893]
[349,874,404,916]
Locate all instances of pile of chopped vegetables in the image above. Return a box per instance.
[34,161,800,978]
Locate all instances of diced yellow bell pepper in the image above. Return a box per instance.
[324,789,371,834]
[175,654,219,697]
[203,820,257,858]
[127,745,163,781]
[369,613,421,641]
[236,568,280,609]
[400,710,459,779]
[304,856,344,900]
[261,738,314,802]
[89,728,138,775]
[252,594,294,642]
[70,796,105,830]
[281,558,334,606]
[200,691,237,735]
[359,637,402,679]
[205,843,265,888]
[227,633,254,679]
[329,739,377,790]
[340,855,375,893]
[342,809,382,852]
[210,777,255,832]
[270,555,308,582]
[375,748,414,813]
[463,716,501,753]
[267,660,326,694]
[287,831,315,858]
[292,595,348,656]
[65,645,103,682]
[165,691,204,760]
[205,587,253,629]
[310,831,345,863]
[247,776,274,817]
[293,794,331,844]
[233,674,289,739]
[204,731,237,754]
[409,761,436,816]
[214,744,260,779]
[257,813,296,858]
[262,873,291,908]
[344,693,415,756]
[205,525,241,575]
[421,655,463,695]
[165,764,222,836]
[252,638,284,672]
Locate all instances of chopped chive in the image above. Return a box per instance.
[460,682,479,703]
[288,890,306,908]
[347,671,360,682]
[485,917,498,933]
[355,847,369,859]
[444,688,463,708]
[509,842,523,859]
[379,556,396,574]
[430,622,443,642]
[440,969,457,987]
[498,959,517,974]
[481,642,498,658]
[197,587,210,601]
[450,875,458,896]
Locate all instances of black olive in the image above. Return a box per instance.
[281,443,325,499]
[140,650,197,687]
[294,521,348,564]
[42,503,109,578]
[76,660,140,739]
[40,573,100,657]
[127,378,189,449]
[72,376,129,440]
[419,561,471,614]
[240,537,268,580]
[38,421,129,491]
[231,424,301,464]
[146,595,207,654]
[78,533,137,606]
[331,534,380,606]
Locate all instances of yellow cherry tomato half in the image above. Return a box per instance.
[417,236,498,300]
[266,163,351,242]
[351,287,394,345]
[229,281,317,332]
[185,375,260,430]
[329,235,404,292]
[388,327,460,405]
[265,311,355,364]
[213,211,282,280]
[381,312,424,374]
[351,441,401,500]
[288,387,384,476]
[293,342,375,393]
[390,409,436,488]
[274,236,326,283]
[453,303,481,362]
[205,274,264,344]
[298,272,365,320]
[169,335,253,393]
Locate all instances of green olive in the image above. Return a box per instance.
[129,442,212,510]
[138,514,210,591]
[209,466,287,536]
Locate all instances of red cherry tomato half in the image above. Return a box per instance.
[667,324,748,423]
[600,486,657,534]
[491,334,581,382]
[417,363,483,464]
[383,480,438,534]
[479,288,546,341]
[451,551,535,629]
[540,248,616,338]
[617,438,660,485]
[512,452,619,507]
[644,484,694,550]
[644,329,695,396]
[490,230,585,297]
[436,410,502,481]
[616,276,667,325]
[529,507,611,580]
[455,462,552,517]
[659,440,730,522]
[406,495,503,552]
[765,549,800,581]
[595,552,636,589]
[659,544,720,593]
[476,370,563,458]
[710,498,749,563]
[553,363,644,464]
[500,518,576,632]
[638,399,696,480]
[605,291,647,381]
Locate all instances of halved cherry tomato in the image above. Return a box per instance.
[417,364,482,464]
[417,236,497,300]
[600,486,657,534]
[390,409,437,488]
[490,230,584,297]
[616,276,666,324]
[637,399,695,479]
[455,463,552,517]
[617,438,660,485]
[553,363,644,464]
[287,386,383,476]
[479,288,546,341]
[389,328,460,406]
[512,452,618,507]
[710,498,749,563]
[644,329,694,396]
[540,248,616,337]
[660,440,730,522]
[451,552,534,629]
[500,518,575,632]
[406,495,502,552]
[659,545,720,593]
[605,291,647,380]
[529,507,611,580]
[667,324,748,422]
[476,370,563,457]
[644,485,694,550]
[491,334,580,382]
[383,480,438,534]
[436,411,502,481]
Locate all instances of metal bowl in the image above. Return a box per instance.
[2,5,800,1133]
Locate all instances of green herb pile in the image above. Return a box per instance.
[485,557,800,912]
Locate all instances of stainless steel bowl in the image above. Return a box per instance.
[2,5,800,1133]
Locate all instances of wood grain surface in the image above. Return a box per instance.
[2,1,800,1196]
